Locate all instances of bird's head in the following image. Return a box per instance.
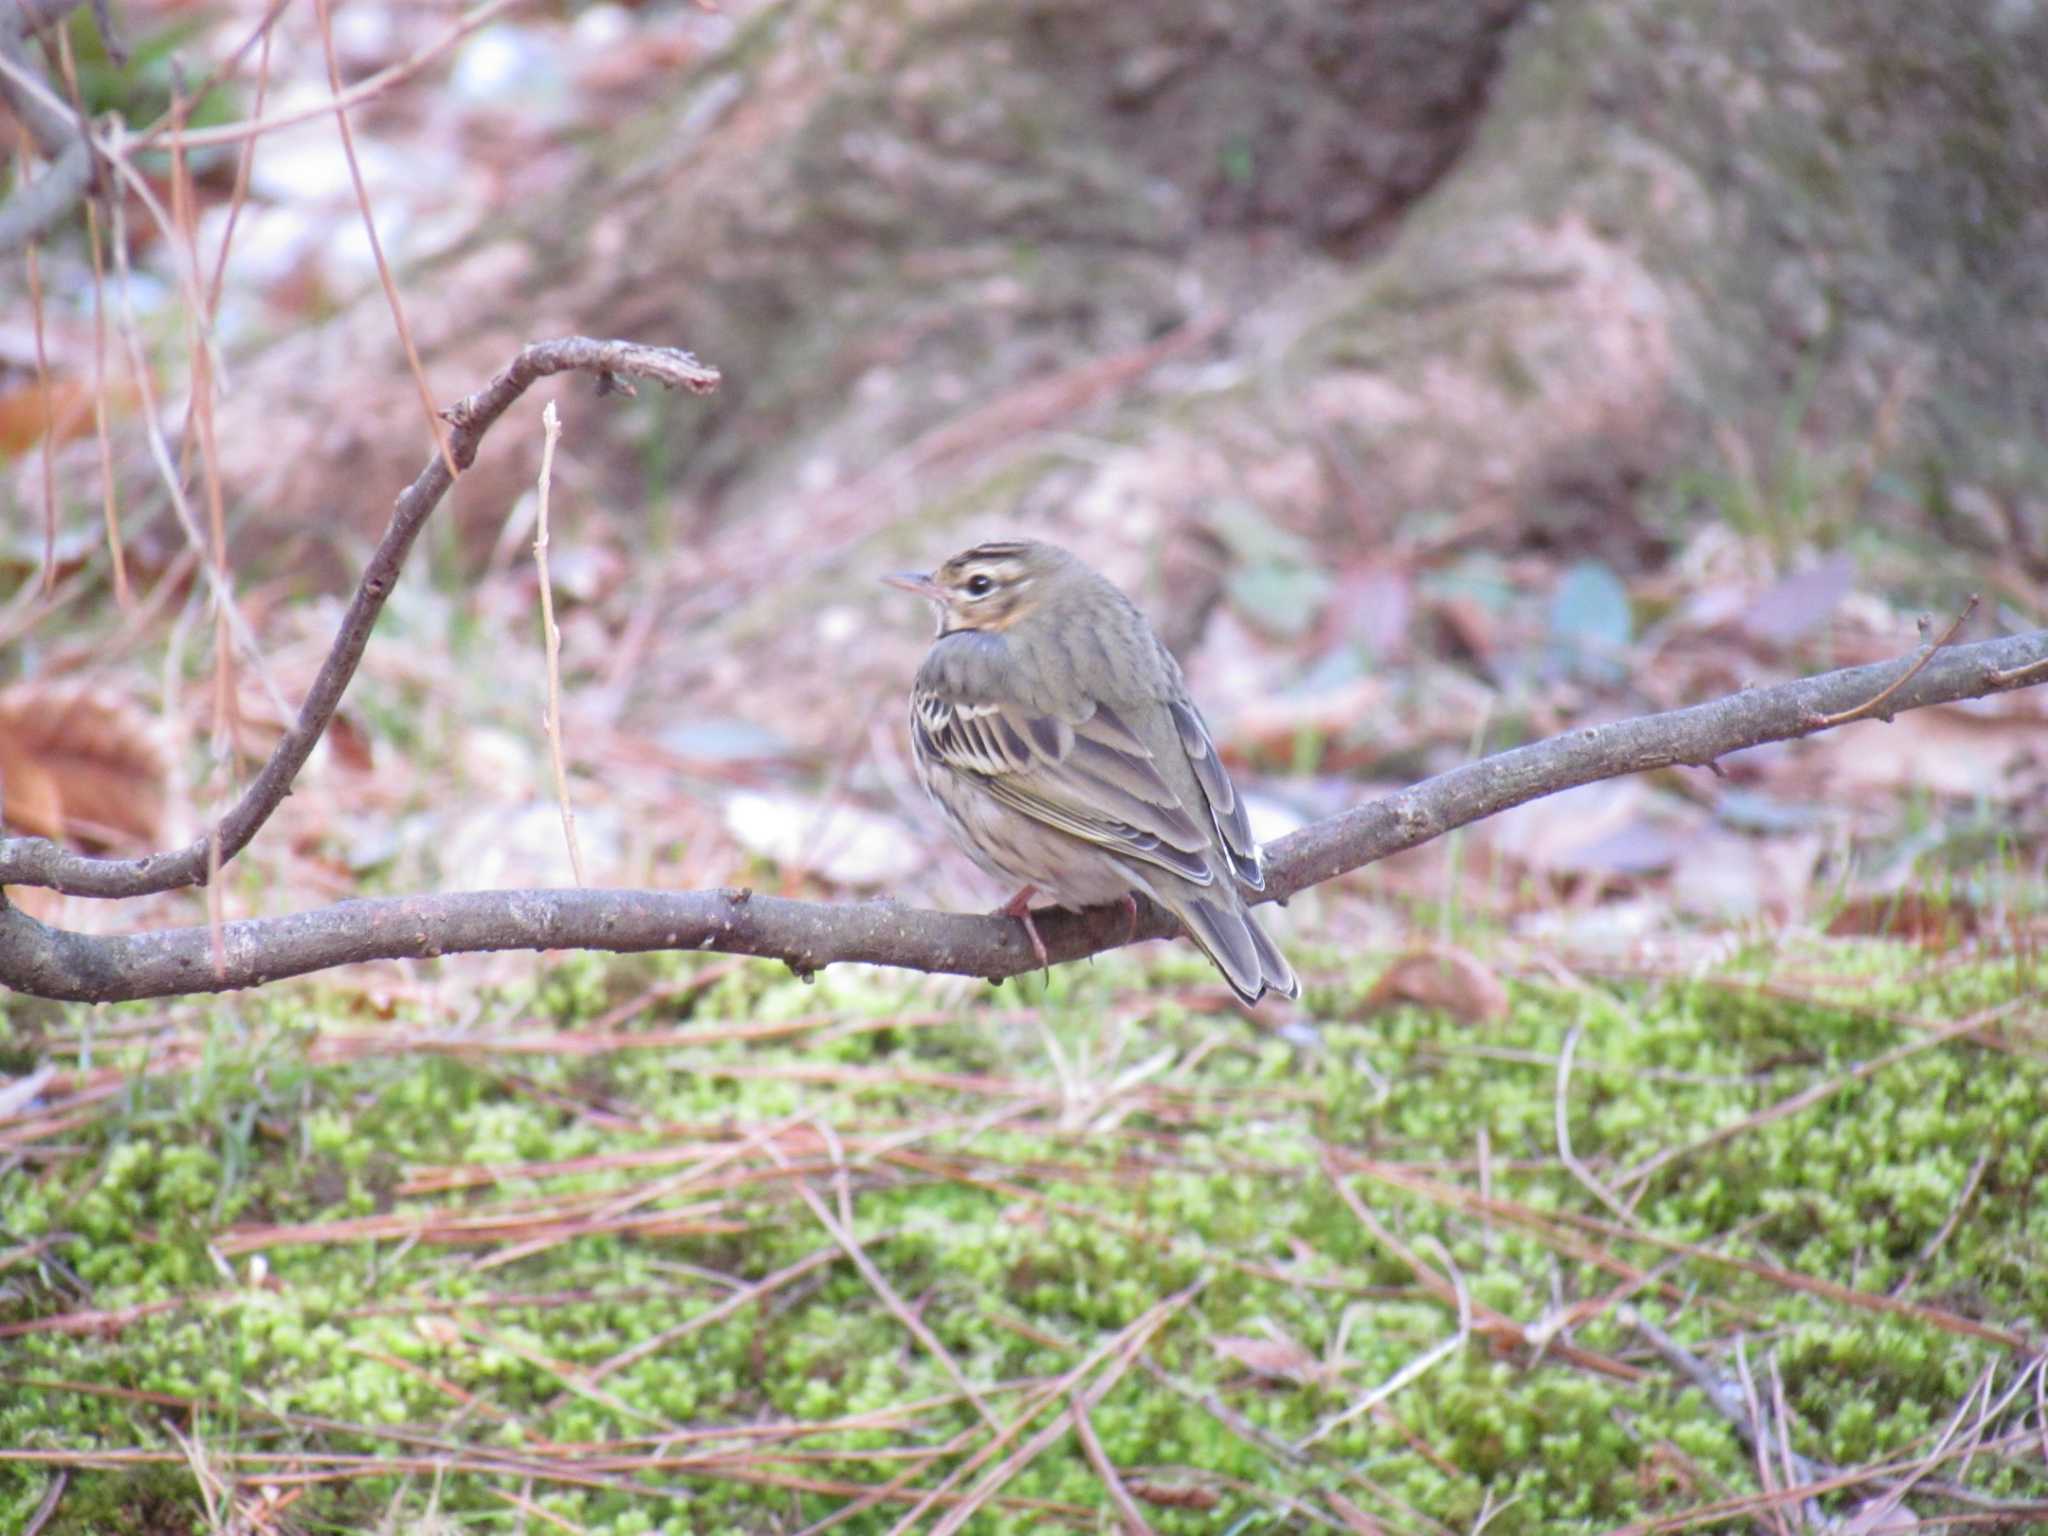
[882,540,1076,636]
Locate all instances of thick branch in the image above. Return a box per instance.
[0,337,719,897]
[4,626,2044,1003]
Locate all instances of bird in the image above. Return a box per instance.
[883,538,1298,1005]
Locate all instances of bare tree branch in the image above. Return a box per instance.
[0,332,2040,1005]
[0,337,720,899]
[4,626,2045,1004]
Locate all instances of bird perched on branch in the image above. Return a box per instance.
[884,539,1297,1005]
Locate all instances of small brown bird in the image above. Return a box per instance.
[885,539,1297,1005]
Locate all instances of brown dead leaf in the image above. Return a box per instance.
[0,681,169,851]
[1430,592,1499,666]
[326,711,375,773]
[1126,1480,1220,1512]
[1211,1332,1320,1386]
[0,377,97,455]
[1364,946,1511,1026]
[1826,892,1979,948]
[1734,550,1856,649]
[1484,778,1654,874]
[1800,703,2044,802]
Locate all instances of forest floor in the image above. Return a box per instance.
[5,935,2045,1535]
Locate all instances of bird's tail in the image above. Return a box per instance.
[1172,886,1299,1006]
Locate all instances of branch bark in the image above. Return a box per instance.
[4,626,2045,1004]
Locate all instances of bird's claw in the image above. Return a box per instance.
[995,885,1051,979]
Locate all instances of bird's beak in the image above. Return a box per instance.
[881,570,941,601]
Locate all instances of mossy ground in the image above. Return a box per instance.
[3,938,2044,1534]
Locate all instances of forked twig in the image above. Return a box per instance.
[313,0,455,481]
[1807,594,1980,729]
[0,336,718,904]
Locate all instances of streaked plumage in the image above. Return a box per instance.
[884,540,1297,1005]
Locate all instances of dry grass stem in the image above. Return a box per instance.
[1299,1236,1472,1450]
[1553,1023,1638,1224]
[1353,1158,2034,1353]
[1616,1001,2027,1193]
[1070,1400,1158,1536]
[313,0,456,479]
[25,231,55,594]
[783,1163,1001,1433]
[533,400,587,886]
[147,0,524,153]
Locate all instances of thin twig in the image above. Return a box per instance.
[533,401,586,886]
[143,0,524,153]
[1070,1401,1157,1536]
[1554,1024,1637,1225]
[1615,1002,2023,1193]
[1808,595,1980,728]
[51,29,127,606]
[1987,654,2048,688]
[917,1282,1201,1536]
[25,227,55,594]
[1732,1340,1791,1536]
[0,336,717,905]
[1298,1237,1471,1450]
[20,1468,66,1536]
[1890,1150,1992,1298]
[773,1154,1001,1433]
[313,0,456,480]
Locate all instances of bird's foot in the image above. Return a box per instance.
[1120,892,1140,946]
[995,885,1050,976]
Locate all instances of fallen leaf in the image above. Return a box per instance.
[1735,549,1856,648]
[412,1315,463,1348]
[1484,778,1651,874]
[0,1065,56,1119]
[1211,1332,1320,1385]
[0,681,169,851]
[1364,946,1510,1026]
[1547,558,1632,681]
[0,377,98,455]
[326,711,376,773]
[1797,705,2042,801]
[1671,827,1821,920]
[1126,1480,1220,1512]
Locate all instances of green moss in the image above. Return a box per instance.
[2,944,2041,1532]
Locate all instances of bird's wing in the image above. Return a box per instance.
[1166,698,1264,890]
[911,685,1218,885]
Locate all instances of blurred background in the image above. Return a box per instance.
[4,0,2046,966]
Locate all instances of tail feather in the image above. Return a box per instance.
[1246,909,1299,1002]
[1175,889,1298,1006]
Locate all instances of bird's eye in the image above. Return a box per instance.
[964,574,996,598]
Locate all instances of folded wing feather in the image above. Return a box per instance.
[912,690,1219,886]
